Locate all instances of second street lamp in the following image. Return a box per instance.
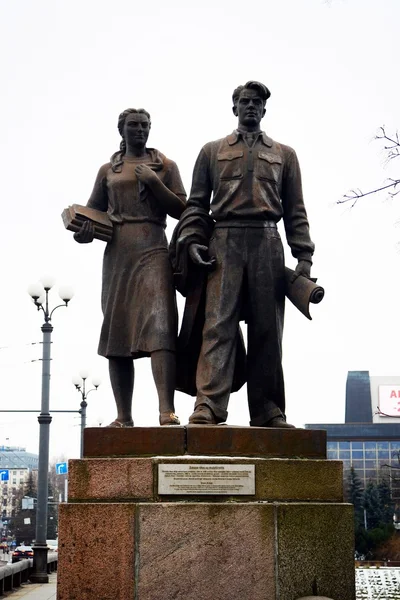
[27,276,73,584]
[72,371,101,458]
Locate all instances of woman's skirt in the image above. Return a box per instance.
[98,221,177,358]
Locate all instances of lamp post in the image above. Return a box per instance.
[72,371,101,458]
[27,276,73,583]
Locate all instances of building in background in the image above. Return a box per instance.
[0,447,38,519]
[1,468,30,519]
[0,446,38,471]
[306,371,400,499]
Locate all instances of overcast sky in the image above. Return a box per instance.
[1,0,399,460]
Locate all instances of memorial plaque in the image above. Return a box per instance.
[158,463,255,495]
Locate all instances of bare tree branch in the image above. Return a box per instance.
[338,126,400,205]
[338,180,400,205]
[376,126,400,152]
[376,127,400,165]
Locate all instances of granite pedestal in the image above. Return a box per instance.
[57,426,355,600]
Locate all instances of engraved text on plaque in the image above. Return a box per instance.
[158,464,255,495]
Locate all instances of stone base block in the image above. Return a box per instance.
[60,430,353,600]
[58,502,355,600]
[83,425,327,459]
[277,504,355,599]
[57,503,135,600]
[68,456,343,503]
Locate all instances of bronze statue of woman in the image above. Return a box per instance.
[74,108,186,426]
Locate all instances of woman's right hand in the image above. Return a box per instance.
[74,220,95,244]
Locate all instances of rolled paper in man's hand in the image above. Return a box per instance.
[284,267,325,320]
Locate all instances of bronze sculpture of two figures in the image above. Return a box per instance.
[72,81,318,429]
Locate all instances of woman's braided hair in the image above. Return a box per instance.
[110,108,151,172]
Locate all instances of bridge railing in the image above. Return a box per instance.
[0,552,57,596]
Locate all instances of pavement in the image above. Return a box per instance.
[3,573,56,599]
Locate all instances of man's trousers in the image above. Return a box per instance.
[195,224,286,425]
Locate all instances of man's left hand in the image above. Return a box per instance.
[291,260,312,283]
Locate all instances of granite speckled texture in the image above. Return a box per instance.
[153,456,343,502]
[59,426,355,600]
[67,457,343,503]
[254,458,342,501]
[136,503,275,600]
[57,501,355,599]
[57,503,135,600]
[68,458,153,501]
[277,503,355,600]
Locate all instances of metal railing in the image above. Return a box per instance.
[0,552,57,595]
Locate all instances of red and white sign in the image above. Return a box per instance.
[378,385,400,416]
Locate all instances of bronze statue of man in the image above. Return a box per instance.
[74,108,186,427]
[172,81,314,427]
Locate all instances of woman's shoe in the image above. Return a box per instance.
[160,412,180,426]
[106,419,134,428]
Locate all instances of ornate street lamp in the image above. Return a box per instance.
[72,371,101,458]
[27,276,73,583]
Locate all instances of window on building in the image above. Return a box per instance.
[377,442,389,451]
[390,445,400,466]
[360,475,367,486]
[365,449,377,460]
[365,460,376,468]
[353,468,364,478]
[378,451,389,460]
[339,442,351,450]
[380,465,391,479]
[365,442,377,450]
[352,442,363,450]
[351,460,364,469]
[339,450,351,459]
[351,450,364,459]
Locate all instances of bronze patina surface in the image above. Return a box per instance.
[73,109,186,427]
[171,81,315,428]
